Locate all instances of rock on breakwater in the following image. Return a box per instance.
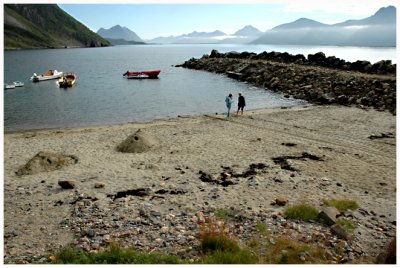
[178,50,396,114]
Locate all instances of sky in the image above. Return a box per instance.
[55,0,398,40]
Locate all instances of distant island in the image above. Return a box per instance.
[97,25,145,45]
[4,4,110,49]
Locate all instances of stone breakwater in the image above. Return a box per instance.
[178,50,396,114]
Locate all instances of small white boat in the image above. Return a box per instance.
[4,84,16,90]
[30,70,63,82]
[13,81,24,87]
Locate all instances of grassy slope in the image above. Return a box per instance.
[4,4,110,49]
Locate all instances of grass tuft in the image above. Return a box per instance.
[214,208,236,219]
[198,217,239,253]
[323,199,358,212]
[197,217,257,264]
[336,218,356,233]
[284,203,319,222]
[202,249,257,264]
[55,243,182,264]
[262,237,329,264]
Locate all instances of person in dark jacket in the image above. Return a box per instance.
[236,92,246,116]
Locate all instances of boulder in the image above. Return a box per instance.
[275,197,288,206]
[58,180,76,189]
[318,206,340,226]
[210,49,221,58]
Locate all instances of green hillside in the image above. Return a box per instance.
[4,4,111,49]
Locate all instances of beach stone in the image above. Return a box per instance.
[58,180,76,189]
[275,197,288,206]
[16,151,78,176]
[94,183,105,188]
[319,207,340,226]
[116,129,159,153]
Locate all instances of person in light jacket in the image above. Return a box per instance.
[225,93,233,120]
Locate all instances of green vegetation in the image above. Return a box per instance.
[198,217,257,264]
[201,248,256,264]
[336,218,356,233]
[4,4,110,49]
[284,203,319,222]
[55,243,182,264]
[323,199,359,212]
[49,201,361,264]
[214,208,236,219]
[248,236,329,264]
[256,221,270,236]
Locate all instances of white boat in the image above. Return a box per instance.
[30,70,63,82]
[4,81,24,89]
[13,81,24,87]
[4,84,16,90]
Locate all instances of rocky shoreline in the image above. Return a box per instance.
[178,50,396,114]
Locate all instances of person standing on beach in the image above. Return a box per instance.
[225,93,233,120]
[236,92,246,116]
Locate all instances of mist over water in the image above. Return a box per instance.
[4,44,396,132]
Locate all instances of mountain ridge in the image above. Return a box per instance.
[97,25,144,43]
[252,5,396,47]
[4,4,110,49]
[147,25,263,44]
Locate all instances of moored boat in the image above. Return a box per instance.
[58,73,77,88]
[30,70,63,82]
[4,84,16,90]
[4,81,24,89]
[123,70,160,79]
[13,81,24,87]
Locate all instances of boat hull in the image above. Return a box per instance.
[58,73,77,88]
[4,84,16,90]
[123,70,160,79]
[31,70,63,82]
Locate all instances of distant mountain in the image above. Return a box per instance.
[148,26,263,44]
[182,30,226,38]
[252,6,396,47]
[272,18,328,30]
[97,25,144,43]
[4,4,110,49]
[234,25,263,36]
[219,25,263,44]
[334,5,396,27]
[148,30,228,44]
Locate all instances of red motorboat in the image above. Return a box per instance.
[123,70,160,79]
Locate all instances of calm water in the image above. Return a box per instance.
[4,44,396,132]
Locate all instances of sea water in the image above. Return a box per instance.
[4,44,396,132]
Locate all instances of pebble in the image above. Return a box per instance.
[5,180,396,265]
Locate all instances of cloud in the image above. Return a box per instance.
[270,0,397,17]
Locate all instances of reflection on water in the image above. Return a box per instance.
[4,44,395,132]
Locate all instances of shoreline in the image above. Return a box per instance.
[179,50,396,114]
[4,105,311,134]
[4,105,396,264]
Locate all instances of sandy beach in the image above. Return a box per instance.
[3,104,396,263]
